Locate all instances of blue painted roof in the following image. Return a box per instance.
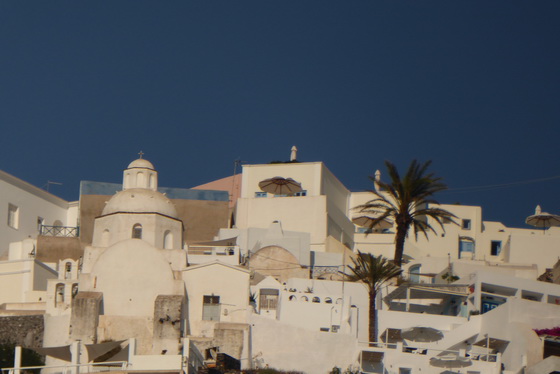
[80,181,229,202]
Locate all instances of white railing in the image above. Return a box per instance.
[187,245,240,265]
[358,341,500,362]
[1,361,128,374]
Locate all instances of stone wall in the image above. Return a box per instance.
[0,315,44,348]
[152,295,183,355]
[79,195,229,245]
[36,236,83,262]
[70,292,102,343]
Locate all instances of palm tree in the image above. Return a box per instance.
[355,160,456,267]
[344,252,402,345]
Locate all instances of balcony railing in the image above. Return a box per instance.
[40,225,80,238]
[187,246,237,256]
[311,265,342,278]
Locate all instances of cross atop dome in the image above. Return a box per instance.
[138,151,144,159]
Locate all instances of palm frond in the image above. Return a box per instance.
[353,160,454,267]
[344,252,402,292]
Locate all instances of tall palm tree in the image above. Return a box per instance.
[356,160,456,267]
[344,252,402,345]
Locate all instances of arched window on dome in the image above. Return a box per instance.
[101,229,110,247]
[163,230,173,249]
[132,224,142,239]
[137,172,145,187]
[149,174,156,189]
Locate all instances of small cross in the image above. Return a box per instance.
[138,151,144,159]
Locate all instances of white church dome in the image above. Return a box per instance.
[127,158,155,170]
[102,188,178,218]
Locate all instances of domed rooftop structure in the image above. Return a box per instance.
[102,188,178,218]
[127,158,155,170]
[123,154,158,191]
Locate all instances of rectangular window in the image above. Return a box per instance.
[459,240,475,259]
[462,219,471,230]
[490,241,502,256]
[255,192,267,198]
[259,289,279,312]
[294,190,307,197]
[7,204,19,229]
[202,295,220,321]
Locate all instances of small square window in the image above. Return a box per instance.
[491,241,502,256]
[462,219,471,230]
[294,190,307,197]
[7,204,19,229]
[255,192,267,198]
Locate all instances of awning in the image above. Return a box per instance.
[190,237,237,247]
[85,340,126,361]
[33,345,72,361]
[474,336,509,350]
[361,351,384,363]
[381,328,402,343]
[104,344,129,362]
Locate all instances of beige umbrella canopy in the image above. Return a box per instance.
[429,355,472,369]
[352,216,393,230]
[401,326,444,343]
[258,177,302,195]
[526,205,560,231]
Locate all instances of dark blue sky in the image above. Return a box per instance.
[1,1,559,228]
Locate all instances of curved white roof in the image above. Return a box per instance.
[102,188,178,218]
[127,158,155,170]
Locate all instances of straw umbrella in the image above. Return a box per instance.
[526,205,560,233]
[258,177,302,195]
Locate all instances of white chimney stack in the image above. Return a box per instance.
[290,145,298,161]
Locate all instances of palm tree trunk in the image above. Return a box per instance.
[394,223,408,267]
[369,289,377,346]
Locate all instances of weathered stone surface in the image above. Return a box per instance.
[69,292,102,343]
[213,328,244,359]
[36,236,83,262]
[152,295,183,355]
[0,315,44,348]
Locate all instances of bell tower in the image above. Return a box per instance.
[122,151,158,191]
